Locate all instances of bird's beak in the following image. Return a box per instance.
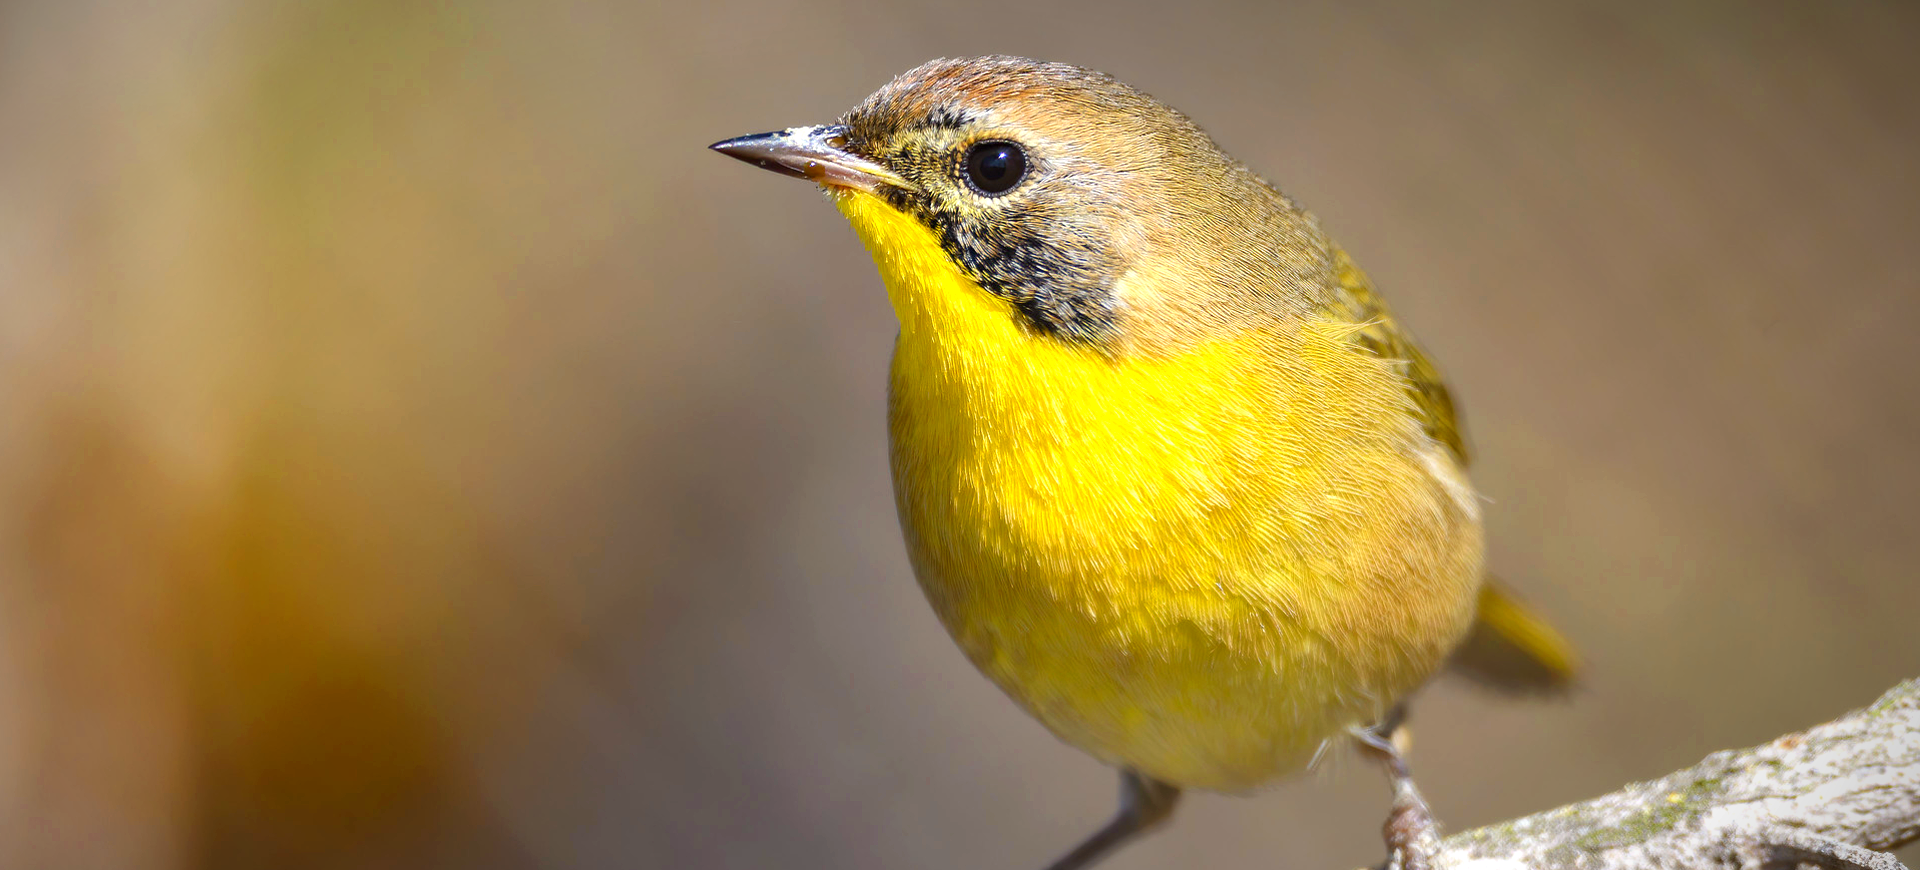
[709,125,909,193]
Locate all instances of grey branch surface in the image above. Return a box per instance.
[1430,678,1920,870]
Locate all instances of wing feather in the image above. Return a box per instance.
[1323,248,1471,465]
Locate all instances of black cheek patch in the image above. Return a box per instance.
[877,183,919,215]
[920,202,1118,344]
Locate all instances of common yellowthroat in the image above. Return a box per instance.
[713,56,1575,870]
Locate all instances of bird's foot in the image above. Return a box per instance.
[1381,772,1441,870]
[1355,708,1441,870]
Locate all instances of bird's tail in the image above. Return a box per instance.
[1445,578,1579,693]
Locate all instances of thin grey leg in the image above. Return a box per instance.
[1041,769,1182,870]
[1355,706,1441,870]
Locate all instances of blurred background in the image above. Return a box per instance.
[2,0,1917,867]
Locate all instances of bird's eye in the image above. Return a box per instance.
[963,140,1027,195]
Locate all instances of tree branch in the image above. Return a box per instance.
[1432,678,1920,870]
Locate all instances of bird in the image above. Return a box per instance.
[711,55,1576,870]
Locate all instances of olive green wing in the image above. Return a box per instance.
[1323,249,1579,691]
[1324,248,1471,465]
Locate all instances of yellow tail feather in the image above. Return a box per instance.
[1447,579,1580,693]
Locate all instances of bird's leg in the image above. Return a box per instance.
[1355,705,1440,870]
[1041,769,1182,870]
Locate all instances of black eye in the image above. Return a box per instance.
[964,140,1027,195]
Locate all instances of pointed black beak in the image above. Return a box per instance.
[710,125,908,192]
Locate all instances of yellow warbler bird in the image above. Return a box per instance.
[713,56,1575,870]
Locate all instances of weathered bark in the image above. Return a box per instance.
[1429,679,1920,870]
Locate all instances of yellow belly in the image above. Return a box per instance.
[840,190,1484,792]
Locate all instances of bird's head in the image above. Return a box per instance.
[713,56,1333,354]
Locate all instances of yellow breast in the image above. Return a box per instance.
[835,190,1484,792]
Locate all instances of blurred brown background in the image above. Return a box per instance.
[2,0,1916,868]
